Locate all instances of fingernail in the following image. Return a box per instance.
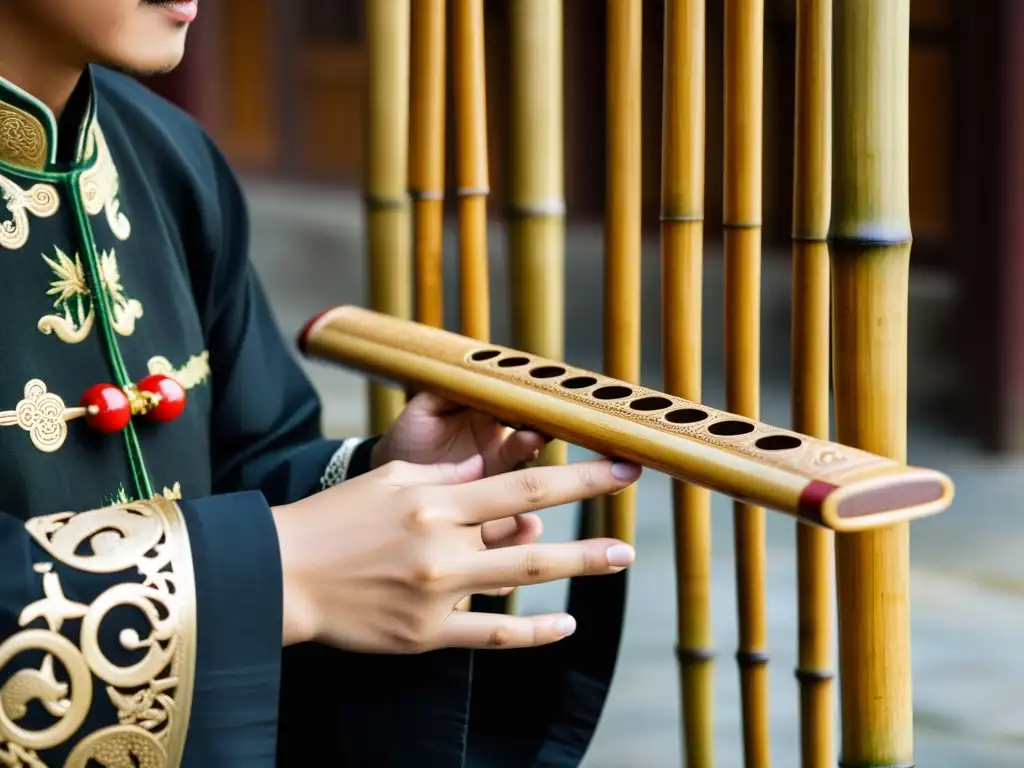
[606,543,636,567]
[611,461,641,482]
[556,615,577,636]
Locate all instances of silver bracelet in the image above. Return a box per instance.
[320,437,369,490]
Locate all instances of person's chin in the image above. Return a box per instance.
[101,42,187,78]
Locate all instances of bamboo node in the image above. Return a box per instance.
[409,189,445,201]
[456,186,491,197]
[722,220,762,230]
[794,667,835,683]
[659,213,704,223]
[674,646,716,663]
[364,193,409,210]
[506,199,566,217]
[734,650,770,667]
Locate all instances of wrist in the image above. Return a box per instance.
[271,504,319,646]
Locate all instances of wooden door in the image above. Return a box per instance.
[218,0,279,169]
[289,1,366,183]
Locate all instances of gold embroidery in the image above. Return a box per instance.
[37,246,143,343]
[147,352,211,391]
[159,483,183,502]
[0,103,47,171]
[0,380,95,453]
[0,497,195,767]
[105,483,182,508]
[79,125,131,241]
[0,173,59,251]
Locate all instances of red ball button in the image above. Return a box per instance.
[80,383,131,434]
[138,374,186,422]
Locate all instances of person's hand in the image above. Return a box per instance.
[272,454,641,653]
[371,391,547,478]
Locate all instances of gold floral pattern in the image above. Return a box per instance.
[37,246,143,344]
[0,172,60,252]
[0,496,195,767]
[79,125,131,241]
[106,483,183,508]
[147,352,211,392]
[0,380,94,454]
[0,103,47,171]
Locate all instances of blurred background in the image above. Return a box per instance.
[150,1,1022,765]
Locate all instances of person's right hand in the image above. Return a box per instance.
[271,454,641,654]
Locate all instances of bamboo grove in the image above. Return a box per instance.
[361,0,920,765]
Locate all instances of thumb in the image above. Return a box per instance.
[378,454,486,488]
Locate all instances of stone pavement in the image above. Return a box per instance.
[245,181,1024,767]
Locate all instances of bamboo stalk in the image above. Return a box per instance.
[661,0,714,765]
[603,0,642,547]
[365,0,413,433]
[829,2,914,765]
[723,0,770,764]
[409,0,446,329]
[453,0,490,616]
[508,0,566,473]
[453,0,491,342]
[791,1,834,767]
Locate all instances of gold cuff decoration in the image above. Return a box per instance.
[0,496,197,767]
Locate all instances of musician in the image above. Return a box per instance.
[0,2,639,766]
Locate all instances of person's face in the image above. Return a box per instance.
[12,0,196,75]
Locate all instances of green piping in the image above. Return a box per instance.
[66,172,154,499]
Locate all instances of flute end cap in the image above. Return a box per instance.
[297,306,349,353]
[821,467,955,533]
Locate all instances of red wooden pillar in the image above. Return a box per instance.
[956,0,1024,453]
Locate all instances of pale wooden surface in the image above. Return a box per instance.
[245,180,1024,767]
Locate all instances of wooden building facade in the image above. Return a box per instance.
[150,0,1023,453]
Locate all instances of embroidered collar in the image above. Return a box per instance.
[0,65,97,172]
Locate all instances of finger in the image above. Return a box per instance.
[407,390,466,417]
[439,611,577,650]
[474,586,516,598]
[452,459,642,524]
[460,539,636,592]
[480,513,544,548]
[371,454,485,488]
[496,430,547,469]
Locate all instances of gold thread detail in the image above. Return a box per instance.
[123,385,163,418]
[159,483,183,502]
[79,125,131,241]
[37,247,143,343]
[0,173,59,251]
[0,104,47,171]
[147,352,211,391]
[0,496,195,766]
[0,380,95,454]
[105,483,183,509]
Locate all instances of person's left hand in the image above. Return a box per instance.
[372,391,548,477]
[371,391,552,554]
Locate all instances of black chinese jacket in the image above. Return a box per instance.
[0,66,625,767]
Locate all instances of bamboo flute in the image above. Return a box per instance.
[829,1,915,764]
[603,0,642,547]
[723,0,770,763]
[661,0,714,764]
[409,0,446,329]
[453,0,491,342]
[791,0,834,765]
[508,0,566,473]
[300,306,952,532]
[365,0,413,432]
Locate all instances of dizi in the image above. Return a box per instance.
[299,305,953,533]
